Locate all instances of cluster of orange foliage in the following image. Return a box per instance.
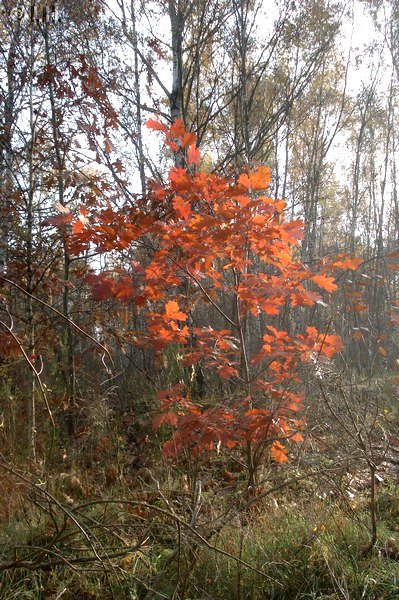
[67,120,360,463]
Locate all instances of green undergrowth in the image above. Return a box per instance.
[183,502,399,599]
[2,490,399,599]
[1,371,399,598]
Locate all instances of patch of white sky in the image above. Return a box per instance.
[100,0,393,214]
[80,0,391,274]
[101,0,172,186]
[333,2,393,181]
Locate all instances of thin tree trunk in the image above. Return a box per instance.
[43,25,76,436]
[0,26,18,274]
[27,28,37,460]
[130,0,146,197]
[169,0,184,125]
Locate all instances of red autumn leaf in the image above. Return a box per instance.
[245,408,268,417]
[181,131,197,148]
[77,118,346,469]
[72,219,85,235]
[318,334,344,358]
[266,325,290,340]
[351,303,367,312]
[164,300,187,322]
[86,273,114,301]
[173,196,191,219]
[146,118,168,133]
[282,219,304,242]
[152,412,179,429]
[332,256,362,270]
[235,195,251,207]
[218,364,239,379]
[170,118,186,139]
[252,214,267,226]
[273,200,286,213]
[113,159,124,173]
[169,167,191,189]
[238,166,271,190]
[43,213,73,226]
[156,384,184,403]
[312,274,338,292]
[270,440,288,463]
[187,144,201,165]
[114,275,134,301]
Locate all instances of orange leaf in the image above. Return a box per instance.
[173,196,191,219]
[146,118,168,133]
[270,440,288,463]
[72,219,85,234]
[235,195,251,207]
[152,412,179,429]
[319,334,344,357]
[156,384,184,402]
[333,257,362,270]
[238,166,271,190]
[351,303,367,312]
[312,274,338,292]
[218,364,238,379]
[44,213,73,226]
[164,412,179,426]
[165,300,187,321]
[252,214,267,226]
[114,276,134,301]
[181,131,197,148]
[273,200,286,213]
[86,273,114,301]
[187,144,201,165]
[170,118,186,138]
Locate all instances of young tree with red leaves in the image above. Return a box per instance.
[66,119,352,488]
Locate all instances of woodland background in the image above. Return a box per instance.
[2,0,399,598]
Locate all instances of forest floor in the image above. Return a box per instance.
[1,377,399,599]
